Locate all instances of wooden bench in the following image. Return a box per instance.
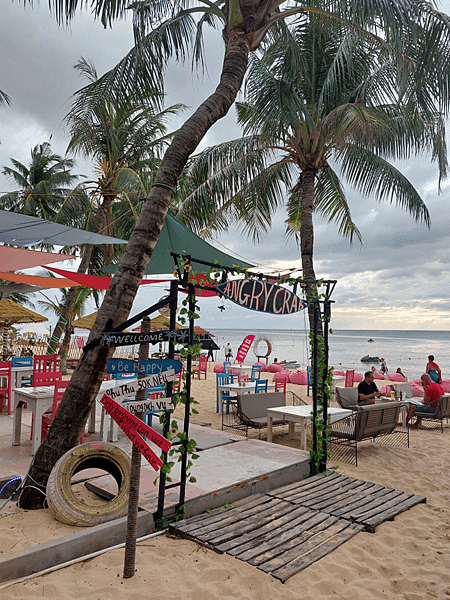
[329,402,408,466]
[222,390,304,437]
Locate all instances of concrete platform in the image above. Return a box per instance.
[0,410,311,583]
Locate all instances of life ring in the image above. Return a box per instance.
[46,442,131,527]
[253,336,272,358]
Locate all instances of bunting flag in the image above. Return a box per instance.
[46,267,171,290]
[0,271,80,288]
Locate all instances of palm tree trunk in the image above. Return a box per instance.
[19,31,251,509]
[300,169,320,332]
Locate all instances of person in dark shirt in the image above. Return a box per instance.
[357,371,382,405]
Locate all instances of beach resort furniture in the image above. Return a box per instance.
[31,354,57,386]
[13,385,60,455]
[345,369,355,387]
[0,361,12,414]
[250,365,262,381]
[335,386,359,410]
[33,370,62,387]
[216,379,276,414]
[11,356,33,386]
[267,405,353,449]
[329,402,408,466]
[255,379,268,393]
[193,355,207,379]
[40,380,85,443]
[221,391,285,437]
[410,394,450,432]
[274,377,288,397]
[388,382,413,398]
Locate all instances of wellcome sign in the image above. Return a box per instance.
[215,279,307,314]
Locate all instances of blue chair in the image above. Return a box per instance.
[307,366,312,396]
[12,356,33,386]
[223,362,235,383]
[254,379,268,393]
[144,385,166,428]
[250,365,262,382]
[216,373,238,414]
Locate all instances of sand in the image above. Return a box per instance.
[1,363,450,599]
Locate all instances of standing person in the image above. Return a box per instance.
[411,374,445,427]
[224,343,233,361]
[357,371,382,405]
[426,355,442,384]
[380,358,388,377]
[207,342,214,362]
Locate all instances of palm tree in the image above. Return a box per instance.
[19,0,450,509]
[0,141,81,220]
[47,58,182,368]
[175,18,447,329]
[0,90,11,106]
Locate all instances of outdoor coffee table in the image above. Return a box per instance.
[10,365,33,408]
[267,405,352,450]
[12,385,55,455]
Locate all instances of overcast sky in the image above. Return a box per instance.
[2,1,450,332]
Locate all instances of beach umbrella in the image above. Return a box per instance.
[194,326,220,351]
[0,298,47,358]
[18,322,50,337]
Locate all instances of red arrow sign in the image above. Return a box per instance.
[100,394,172,470]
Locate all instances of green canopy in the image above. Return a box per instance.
[104,213,254,276]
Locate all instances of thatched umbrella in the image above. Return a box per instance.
[194,326,220,351]
[72,311,130,332]
[0,298,47,359]
[132,315,186,331]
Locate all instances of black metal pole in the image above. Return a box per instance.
[311,299,319,474]
[319,298,331,473]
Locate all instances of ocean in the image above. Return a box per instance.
[209,329,450,382]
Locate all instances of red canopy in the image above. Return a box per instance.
[46,267,171,290]
[0,246,75,270]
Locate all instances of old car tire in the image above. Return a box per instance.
[46,442,131,527]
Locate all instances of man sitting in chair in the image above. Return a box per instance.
[411,374,445,428]
[357,371,382,405]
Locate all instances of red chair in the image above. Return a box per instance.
[172,369,184,391]
[41,380,84,442]
[31,354,57,386]
[0,361,12,414]
[194,356,207,380]
[345,370,355,387]
[238,374,249,383]
[33,371,63,387]
[275,378,288,397]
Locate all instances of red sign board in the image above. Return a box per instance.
[236,334,255,363]
[100,394,172,471]
[215,279,306,314]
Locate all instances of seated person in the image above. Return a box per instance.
[396,367,408,381]
[412,373,445,427]
[357,371,382,405]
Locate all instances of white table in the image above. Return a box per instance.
[267,405,352,449]
[224,364,253,375]
[10,366,33,409]
[217,381,276,414]
[12,386,55,455]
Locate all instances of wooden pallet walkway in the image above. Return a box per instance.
[169,472,426,582]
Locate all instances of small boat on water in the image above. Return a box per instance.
[368,338,374,342]
[361,355,380,362]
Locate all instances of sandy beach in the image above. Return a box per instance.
[1,363,449,599]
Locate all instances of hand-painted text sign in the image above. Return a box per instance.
[123,397,173,414]
[100,394,172,470]
[215,280,306,314]
[100,330,189,347]
[103,370,176,402]
[107,358,182,375]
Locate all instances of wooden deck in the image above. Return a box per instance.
[170,472,426,582]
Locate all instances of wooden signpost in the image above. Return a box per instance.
[215,279,306,314]
[100,330,189,347]
[100,394,172,471]
[122,397,173,415]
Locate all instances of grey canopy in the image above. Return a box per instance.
[0,210,127,247]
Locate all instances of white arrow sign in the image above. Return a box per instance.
[103,369,176,402]
[123,397,173,414]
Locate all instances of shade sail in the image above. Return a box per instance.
[0,210,127,247]
[132,315,186,331]
[0,298,47,327]
[104,213,254,276]
[0,246,75,271]
[0,272,79,288]
[46,267,171,290]
[0,284,46,295]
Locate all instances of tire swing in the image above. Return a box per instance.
[46,442,131,527]
[253,336,272,365]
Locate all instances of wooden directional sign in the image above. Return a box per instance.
[100,329,189,348]
[107,358,183,375]
[123,397,173,415]
[102,370,176,402]
[215,279,306,314]
[100,394,172,471]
